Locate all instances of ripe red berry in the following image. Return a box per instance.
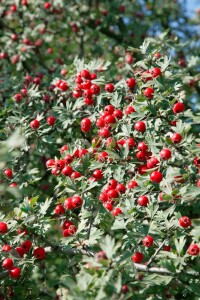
[55,159,65,170]
[116,183,126,194]
[80,69,91,79]
[47,115,56,126]
[9,267,21,279]
[137,142,148,152]
[121,285,129,294]
[30,119,40,130]
[71,171,82,179]
[93,169,103,180]
[51,167,61,176]
[59,81,69,91]
[188,244,200,256]
[81,118,91,132]
[163,245,171,252]
[150,67,162,78]
[71,196,83,208]
[154,52,161,59]
[104,115,116,125]
[81,80,91,90]
[138,164,148,175]
[108,179,118,189]
[150,171,163,183]
[98,128,110,138]
[144,87,154,99]
[160,148,171,160]
[136,151,146,160]
[143,236,154,247]
[125,106,135,115]
[142,70,152,82]
[197,179,200,187]
[98,151,108,162]
[4,169,13,178]
[147,156,159,169]
[111,207,122,216]
[104,105,115,115]
[126,78,136,89]
[105,83,115,93]
[13,93,22,103]
[64,197,74,210]
[2,244,12,252]
[126,137,136,149]
[137,195,149,207]
[131,251,144,263]
[62,166,73,176]
[0,222,8,234]
[171,133,182,143]
[113,109,123,120]
[128,180,138,189]
[173,102,185,114]
[134,121,146,133]
[44,2,51,9]
[62,220,74,230]
[21,240,32,253]
[107,189,119,199]
[90,84,100,95]
[63,225,77,237]
[179,216,191,228]
[33,247,46,260]
[99,192,108,203]
[54,204,65,214]
[2,258,14,270]
[46,159,55,168]
[103,202,113,211]
[60,145,68,154]
[15,247,25,257]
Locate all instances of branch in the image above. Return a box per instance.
[146,239,166,267]
[133,263,173,275]
[44,246,95,257]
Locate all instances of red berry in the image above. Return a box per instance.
[21,240,32,253]
[138,164,148,175]
[9,182,17,187]
[137,195,149,207]
[179,216,191,228]
[98,151,108,162]
[112,207,122,216]
[131,251,144,263]
[81,80,91,90]
[128,180,138,189]
[197,179,200,187]
[33,247,46,260]
[90,84,100,95]
[188,244,200,256]
[62,166,73,176]
[104,105,115,115]
[47,116,56,126]
[81,118,91,132]
[62,220,74,230]
[121,285,129,294]
[103,202,113,211]
[143,235,154,247]
[116,183,126,194]
[193,157,200,167]
[71,171,82,179]
[63,225,77,237]
[2,258,14,270]
[9,267,21,279]
[126,137,136,149]
[54,204,65,214]
[137,142,148,152]
[0,222,8,234]
[55,160,65,170]
[107,189,119,199]
[150,67,162,78]
[144,87,154,99]
[91,73,97,80]
[93,169,103,180]
[2,244,12,252]
[60,145,68,154]
[142,70,152,82]
[160,148,171,160]
[126,78,136,89]
[64,197,74,210]
[98,128,110,138]
[99,192,108,203]
[4,169,13,178]
[46,159,55,168]
[113,109,123,120]
[80,69,91,79]
[44,2,51,9]
[15,247,25,257]
[171,133,182,144]
[154,52,161,59]
[150,171,163,183]
[125,106,135,115]
[147,156,159,168]
[105,83,115,93]
[59,81,69,91]
[108,179,118,189]
[173,102,185,114]
[136,151,146,160]
[30,119,40,130]
[71,196,82,208]
[134,121,146,133]
[163,245,171,252]
[13,93,22,103]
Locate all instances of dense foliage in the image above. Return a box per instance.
[0,1,200,300]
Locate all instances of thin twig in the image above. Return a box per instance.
[146,239,166,267]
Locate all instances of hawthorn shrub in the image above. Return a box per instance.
[0,41,200,300]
